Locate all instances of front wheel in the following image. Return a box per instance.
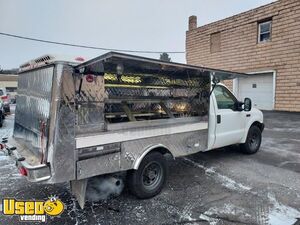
[127,152,168,199]
[240,125,262,154]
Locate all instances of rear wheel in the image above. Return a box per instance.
[241,125,262,154]
[127,152,168,199]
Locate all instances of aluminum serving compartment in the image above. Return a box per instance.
[3,58,82,183]
[2,52,243,208]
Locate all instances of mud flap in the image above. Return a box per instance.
[70,179,88,209]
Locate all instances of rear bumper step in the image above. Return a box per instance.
[3,142,51,182]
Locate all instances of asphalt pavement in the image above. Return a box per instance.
[0,108,299,225]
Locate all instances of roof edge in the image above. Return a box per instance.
[188,0,279,32]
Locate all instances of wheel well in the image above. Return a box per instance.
[133,146,173,170]
[251,121,264,131]
[152,147,173,156]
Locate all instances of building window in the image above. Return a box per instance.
[258,20,272,43]
[210,32,221,53]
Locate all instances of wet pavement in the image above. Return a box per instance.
[0,108,300,225]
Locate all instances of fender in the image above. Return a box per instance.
[241,110,264,143]
[133,144,171,170]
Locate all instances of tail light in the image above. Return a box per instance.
[19,167,28,176]
[86,74,94,83]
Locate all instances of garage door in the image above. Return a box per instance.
[237,73,274,110]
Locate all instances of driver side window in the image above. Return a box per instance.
[214,85,236,110]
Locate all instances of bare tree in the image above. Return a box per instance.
[159,53,171,62]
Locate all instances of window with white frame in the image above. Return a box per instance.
[258,20,272,43]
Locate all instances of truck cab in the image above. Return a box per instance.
[209,83,264,153]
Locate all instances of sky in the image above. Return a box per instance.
[0,0,276,69]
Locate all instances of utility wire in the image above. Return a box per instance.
[0,32,185,54]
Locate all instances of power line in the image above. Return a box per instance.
[0,32,185,54]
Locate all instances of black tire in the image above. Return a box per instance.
[4,106,10,114]
[241,125,262,154]
[127,152,168,199]
[0,114,3,128]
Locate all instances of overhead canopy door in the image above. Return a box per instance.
[237,72,274,110]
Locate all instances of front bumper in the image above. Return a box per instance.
[3,140,51,182]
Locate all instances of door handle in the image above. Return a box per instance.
[246,114,251,117]
[217,115,221,124]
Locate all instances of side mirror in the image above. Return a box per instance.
[244,98,252,112]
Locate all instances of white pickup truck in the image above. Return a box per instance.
[2,52,264,208]
[207,82,264,153]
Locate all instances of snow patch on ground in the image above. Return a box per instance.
[184,157,300,225]
[200,203,251,225]
[198,193,300,225]
[199,214,219,225]
[183,157,251,191]
[0,154,9,161]
[267,194,300,225]
[179,202,197,222]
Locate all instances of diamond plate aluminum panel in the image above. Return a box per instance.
[14,66,54,158]
[47,64,77,183]
[120,129,208,171]
[74,75,106,134]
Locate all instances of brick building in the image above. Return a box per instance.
[0,73,18,97]
[186,0,300,111]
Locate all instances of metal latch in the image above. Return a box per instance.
[217,115,221,124]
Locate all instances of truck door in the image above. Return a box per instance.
[212,85,245,149]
